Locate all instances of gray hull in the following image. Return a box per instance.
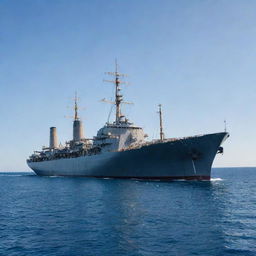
[28,132,228,180]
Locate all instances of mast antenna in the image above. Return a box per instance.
[74,91,79,120]
[158,104,165,141]
[64,92,83,120]
[224,119,227,132]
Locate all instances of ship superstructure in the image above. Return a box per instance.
[27,63,229,180]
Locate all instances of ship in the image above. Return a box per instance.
[27,64,229,180]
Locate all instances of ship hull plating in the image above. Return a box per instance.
[28,132,228,180]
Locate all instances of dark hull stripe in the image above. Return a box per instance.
[37,174,211,181]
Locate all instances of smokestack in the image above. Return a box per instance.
[73,120,84,142]
[49,127,58,149]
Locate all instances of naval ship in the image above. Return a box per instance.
[27,64,229,180]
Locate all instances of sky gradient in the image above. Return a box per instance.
[1,0,256,171]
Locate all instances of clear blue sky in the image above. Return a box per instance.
[1,0,256,171]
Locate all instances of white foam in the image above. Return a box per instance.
[210,178,223,181]
[0,174,29,177]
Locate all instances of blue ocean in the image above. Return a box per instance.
[0,168,255,256]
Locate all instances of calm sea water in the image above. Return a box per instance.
[0,168,255,256]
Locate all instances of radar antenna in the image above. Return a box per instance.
[158,104,165,141]
[103,60,132,124]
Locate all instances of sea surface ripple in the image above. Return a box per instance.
[0,167,255,256]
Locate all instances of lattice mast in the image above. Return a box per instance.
[103,60,131,124]
[158,104,165,141]
[114,62,122,123]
